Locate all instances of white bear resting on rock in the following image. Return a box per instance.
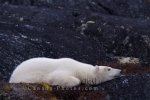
[9,58,121,87]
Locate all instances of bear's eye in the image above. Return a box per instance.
[108,69,111,71]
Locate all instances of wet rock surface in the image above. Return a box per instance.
[0,0,150,99]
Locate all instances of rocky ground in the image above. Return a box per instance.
[0,0,150,100]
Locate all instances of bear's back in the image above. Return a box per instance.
[9,57,94,83]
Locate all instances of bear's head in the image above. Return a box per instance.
[93,65,121,84]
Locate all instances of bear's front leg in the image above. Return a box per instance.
[47,70,81,87]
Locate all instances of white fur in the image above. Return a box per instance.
[9,58,121,87]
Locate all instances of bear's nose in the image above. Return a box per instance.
[121,69,127,74]
[120,70,126,77]
[120,70,123,74]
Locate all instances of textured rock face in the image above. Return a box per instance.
[0,0,150,100]
[1,74,150,100]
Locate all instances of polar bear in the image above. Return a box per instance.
[9,58,121,87]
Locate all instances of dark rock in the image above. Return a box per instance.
[93,0,150,18]
[1,0,150,19]
[81,13,150,64]
[1,74,150,100]
[99,74,150,100]
[0,4,107,81]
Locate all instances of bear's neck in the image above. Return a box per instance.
[74,66,96,84]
